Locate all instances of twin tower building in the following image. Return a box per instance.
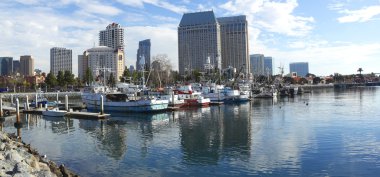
[178,11,250,75]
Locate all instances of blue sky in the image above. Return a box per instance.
[1,0,380,76]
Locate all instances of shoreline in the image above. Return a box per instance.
[0,130,78,177]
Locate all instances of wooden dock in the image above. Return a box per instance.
[168,106,180,111]
[210,101,224,105]
[23,109,44,115]
[66,112,110,119]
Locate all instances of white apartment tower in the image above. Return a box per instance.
[50,47,72,76]
[99,23,124,51]
[86,46,124,81]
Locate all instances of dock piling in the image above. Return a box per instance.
[100,95,104,115]
[11,94,13,105]
[171,91,175,105]
[16,99,20,122]
[26,95,29,110]
[56,92,59,102]
[0,95,3,117]
[35,94,38,108]
[65,95,68,111]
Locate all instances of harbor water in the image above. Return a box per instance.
[2,87,380,176]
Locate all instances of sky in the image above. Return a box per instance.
[0,0,380,76]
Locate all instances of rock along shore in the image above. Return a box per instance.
[0,131,78,177]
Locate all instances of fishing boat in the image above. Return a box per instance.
[254,85,278,98]
[42,108,67,117]
[81,85,169,112]
[158,93,186,107]
[202,84,249,103]
[175,85,210,107]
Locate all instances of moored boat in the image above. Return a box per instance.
[175,85,210,107]
[42,108,67,117]
[81,85,169,112]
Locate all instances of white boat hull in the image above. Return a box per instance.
[42,110,67,117]
[82,93,169,112]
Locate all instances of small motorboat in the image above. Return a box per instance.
[42,108,67,117]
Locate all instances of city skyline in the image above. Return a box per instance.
[1,0,380,76]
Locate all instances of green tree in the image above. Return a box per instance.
[57,71,65,88]
[192,69,202,82]
[45,72,57,89]
[75,77,82,88]
[108,73,116,88]
[84,67,93,85]
[64,70,75,86]
[120,67,131,82]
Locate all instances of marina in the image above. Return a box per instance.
[1,87,380,176]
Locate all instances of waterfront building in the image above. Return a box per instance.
[136,39,151,71]
[264,57,273,76]
[178,11,221,75]
[20,55,34,76]
[86,46,124,81]
[99,23,124,51]
[13,60,20,75]
[50,47,72,76]
[217,15,250,74]
[78,52,89,81]
[289,62,309,77]
[250,54,265,76]
[0,57,13,76]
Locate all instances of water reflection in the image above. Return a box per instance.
[111,112,172,158]
[2,88,380,176]
[179,104,251,165]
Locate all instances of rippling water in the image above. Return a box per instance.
[2,87,380,176]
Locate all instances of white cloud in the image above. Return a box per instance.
[337,5,380,23]
[83,3,122,16]
[219,0,314,36]
[0,6,107,75]
[116,0,189,14]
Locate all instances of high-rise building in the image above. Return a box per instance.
[86,46,124,81]
[136,39,151,71]
[13,60,20,75]
[264,57,273,76]
[99,23,124,51]
[289,62,309,77]
[20,55,34,76]
[50,47,72,76]
[78,51,89,81]
[178,11,221,75]
[218,16,250,74]
[129,65,135,73]
[250,54,265,76]
[0,57,13,76]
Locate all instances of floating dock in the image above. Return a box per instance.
[65,112,110,119]
[22,109,44,115]
[210,101,224,105]
[168,107,181,111]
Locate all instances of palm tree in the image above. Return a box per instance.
[357,68,363,75]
